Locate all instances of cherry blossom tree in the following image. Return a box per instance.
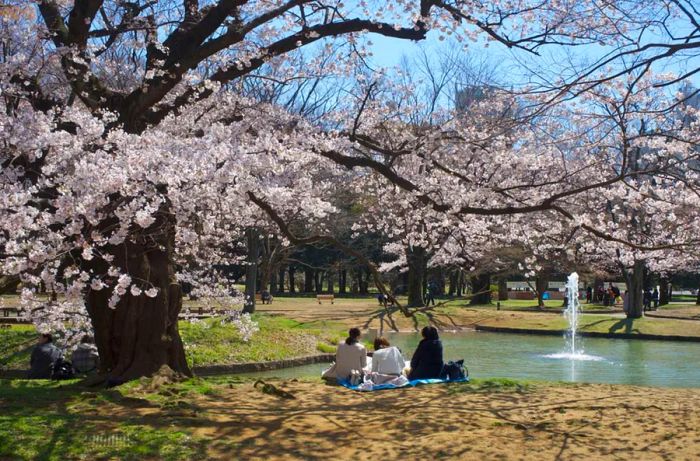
[2,0,700,382]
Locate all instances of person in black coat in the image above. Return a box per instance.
[408,326,444,380]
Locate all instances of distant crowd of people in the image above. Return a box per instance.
[28,333,99,379]
[585,283,659,312]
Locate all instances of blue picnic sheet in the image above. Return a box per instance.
[338,376,469,391]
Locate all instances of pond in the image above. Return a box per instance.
[238,330,700,388]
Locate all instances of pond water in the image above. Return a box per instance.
[238,330,700,388]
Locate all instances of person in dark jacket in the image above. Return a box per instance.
[408,326,443,380]
[28,333,62,379]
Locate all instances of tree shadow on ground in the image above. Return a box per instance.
[608,319,640,335]
[0,380,209,460]
[5,377,693,460]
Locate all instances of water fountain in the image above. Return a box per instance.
[545,272,603,364]
[564,271,582,358]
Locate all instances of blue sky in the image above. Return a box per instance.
[364,27,700,89]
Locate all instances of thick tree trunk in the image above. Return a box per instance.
[288,266,296,293]
[448,271,457,296]
[406,246,427,307]
[469,273,491,305]
[87,202,191,381]
[277,267,285,294]
[593,278,604,303]
[498,278,509,301]
[243,228,258,314]
[434,268,445,296]
[535,275,548,309]
[269,268,278,295]
[456,270,464,297]
[625,260,645,318]
[303,268,314,293]
[338,269,347,294]
[659,277,669,306]
[327,270,335,293]
[258,236,271,298]
[358,268,369,295]
[314,270,323,293]
[351,268,359,294]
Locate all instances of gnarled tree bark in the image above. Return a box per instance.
[87,199,191,381]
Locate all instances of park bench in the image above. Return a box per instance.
[255,292,273,304]
[316,294,334,304]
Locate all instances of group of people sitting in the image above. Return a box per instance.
[323,326,445,386]
[28,333,99,379]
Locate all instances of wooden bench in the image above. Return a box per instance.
[316,294,334,304]
[255,292,273,304]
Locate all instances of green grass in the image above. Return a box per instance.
[180,314,345,367]
[480,313,700,337]
[0,325,38,370]
[1,314,345,371]
[0,379,210,461]
[442,297,621,312]
[448,377,533,394]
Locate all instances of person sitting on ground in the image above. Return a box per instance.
[71,335,100,374]
[377,293,388,308]
[333,327,367,381]
[28,333,62,379]
[261,290,273,304]
[408,326,444,380]
[371,337,404,376]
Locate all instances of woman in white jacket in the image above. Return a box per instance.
[326,327,367,381]
[370,337,405,383]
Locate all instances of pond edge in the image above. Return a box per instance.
[475,325,700,342]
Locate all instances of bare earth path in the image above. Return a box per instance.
[127,380,700,460]
[256,298,700,338]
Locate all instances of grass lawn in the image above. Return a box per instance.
[180,315,345,367]
[4,295,700,374]
[477,313,700,337]
[1,314,346,372]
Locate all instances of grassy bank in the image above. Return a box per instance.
[476,313,700,337]
[180,315,345,366]
[1,314,346,372]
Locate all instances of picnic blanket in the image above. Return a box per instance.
[338,376,469,392]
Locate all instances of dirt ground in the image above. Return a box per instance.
[256,298,700,337]
[256,297,523,332]
[131,379,700,460]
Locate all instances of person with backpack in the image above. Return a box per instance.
[28,333,62,379]
[408,326,444,380]
[71,335,100,374]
